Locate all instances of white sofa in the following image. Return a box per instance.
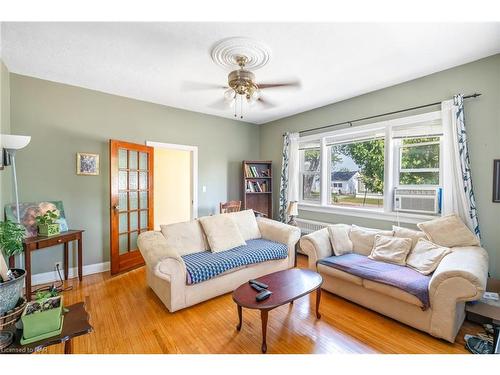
[300,225,489,342]
[138,212,300,312]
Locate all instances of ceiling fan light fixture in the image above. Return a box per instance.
[224,88,236,102]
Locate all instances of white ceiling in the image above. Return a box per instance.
[2,22,500,124]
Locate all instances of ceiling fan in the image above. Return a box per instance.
[184,55,300,119]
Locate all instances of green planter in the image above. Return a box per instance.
[21,296,64,344]
[37,223,60,237]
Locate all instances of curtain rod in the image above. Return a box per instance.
[298,93,482,136]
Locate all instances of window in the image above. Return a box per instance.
[398,137,441,186]
[299,147,321,202]
[330,139,384,209]
[297,111,444,221]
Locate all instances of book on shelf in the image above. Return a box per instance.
[246,180,270,193]
[244,164,272,178]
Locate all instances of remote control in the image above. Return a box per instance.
[250,283,265,292]
[256,289,272,302]
[249,279,268,289]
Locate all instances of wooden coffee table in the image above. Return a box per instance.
[232,268,323,353]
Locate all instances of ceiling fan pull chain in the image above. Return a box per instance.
[240,94,243,119]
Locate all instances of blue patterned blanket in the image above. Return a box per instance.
[182,239,288,285]
[318,253,431,309]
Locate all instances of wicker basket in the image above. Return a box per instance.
[0,297,27,330]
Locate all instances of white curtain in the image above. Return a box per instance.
[441,95,481,238]
[278,132,300,222]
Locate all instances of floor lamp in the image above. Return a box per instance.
[1,134,31,268]
[2,134,31,223]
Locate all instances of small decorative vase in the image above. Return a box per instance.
[37,223,61,237]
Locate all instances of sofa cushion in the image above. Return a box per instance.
[317,263,363,286]
[227,209,261,241]
[327,224,353,256]
[198,214,246,252]
[318,253,431,308]
[349,225,394,256]
[160,220,209,256]
[368,234,412,266]
[181,239,288,284]
[393,225,428,250]
[406,238,451,275]
[417,214,480,248]
[362,280,424,308]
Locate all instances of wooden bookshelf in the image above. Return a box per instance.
[242,160,273,218]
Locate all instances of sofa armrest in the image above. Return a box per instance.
[137,231,187,281]
[257,217,301,267]
[429,246,488,301]
[428,245,488,341]
[299,228,332,270]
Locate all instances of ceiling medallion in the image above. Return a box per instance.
[210,37,271,71]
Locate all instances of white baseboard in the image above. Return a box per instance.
[31,262,110,286]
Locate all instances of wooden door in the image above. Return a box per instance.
[110,140,154,275]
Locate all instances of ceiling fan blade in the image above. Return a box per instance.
[208,98,231,110]
[257,97,277,110]
[181,81,228,91]
[257,81,301,89]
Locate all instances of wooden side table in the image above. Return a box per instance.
[8,230,84,300]
[1,302,92,354]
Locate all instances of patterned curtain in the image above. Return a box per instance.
[278,133,291,223]
[453,94,481,237]
[441,94,481,239]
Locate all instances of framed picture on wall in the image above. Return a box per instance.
[494,159,500,203]
[77,152,100,176]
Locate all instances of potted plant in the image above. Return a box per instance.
[21,290,64,344]
[36,210,60,237]
[0,220,26,316]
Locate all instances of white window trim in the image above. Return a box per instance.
[298,111,442,223]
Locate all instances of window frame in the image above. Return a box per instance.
[395,138,443,188]
[298,111,443,224]
[299,147,322,203]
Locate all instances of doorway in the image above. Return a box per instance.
[146,141,198,229]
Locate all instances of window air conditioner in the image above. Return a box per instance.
[393,187,441,215]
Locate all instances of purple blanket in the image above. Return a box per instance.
[318,253,431,309]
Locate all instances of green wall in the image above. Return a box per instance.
[9,74,260,274]
[260,54,500,277]
[0,60,12,211]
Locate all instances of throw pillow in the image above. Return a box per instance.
[327,224,353,256]
[226,209,261,241]
[368,234,413,266]
[393,225,428,250]
[161,220,209,256]
[406,238,451,275]
[198,214,246,252]
[349,225,394,256]
[417,214,480,248]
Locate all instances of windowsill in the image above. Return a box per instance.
[298,202,438,224]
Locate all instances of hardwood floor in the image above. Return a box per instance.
[40,255,478,354]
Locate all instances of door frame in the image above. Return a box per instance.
[146,141,198,220]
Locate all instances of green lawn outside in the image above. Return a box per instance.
[302,192,384,208]
[333,194,383,207]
